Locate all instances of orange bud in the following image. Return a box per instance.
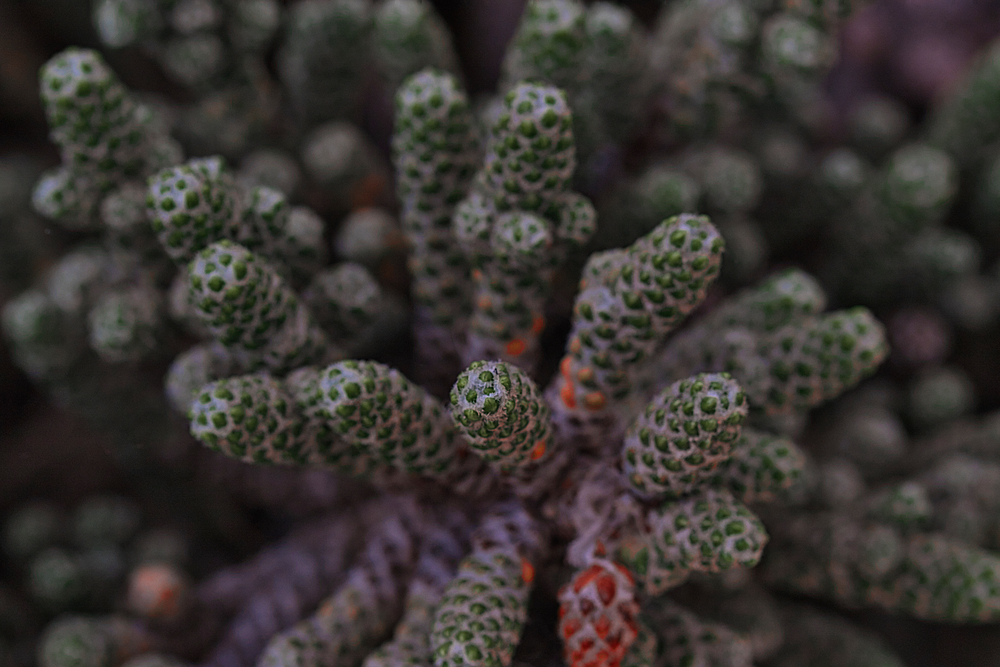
[521,559,535,584]
[128,564,189,622]
[506,338,527,356]
[530,440,547,461]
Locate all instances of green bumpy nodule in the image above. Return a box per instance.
[554,190,598,253]
[878,533,1000,622]
[622,373,748,499]
[259,513,417,667]
[40,48,145,185]
[431,548,531,667]
[1,289,82,381]
[87,286,162,363]
[450,360,553,471]
[362,595,436,667]
[610,214,724,341]
[238,184,288,254]
[237,186,328,278]
[186,240,297,352]
[278,0,373,125]
[314,360,460,478]
[101,182,164,263]
[653,268,828,385]
[878,144,957,233]
[464,211,555,363]
[92,0,161,49]
[393,68,481,235]
[715,268,827,333]
[501,0,586,93]
[452,191,496,269]
[765,513,1000,623]
[491,211,554,271]
[619,619,657,667]
[741,307,888,415]
[620,488,768,595]
[32,167,101,230]
[374,0,459,91]
[717,427,809,504]
[260,581,391,667]
[485,82,575,214]
[866,481,932,530]
[188,373,314,466]
[581,2,649,143]
[393,68,479,340]
[303,263,386,341]
[644,599,752,667]
[561,214,724,410]
[38,616,113,667]
[363,518,470,667]
[147,157,242,264]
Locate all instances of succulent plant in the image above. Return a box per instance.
[12,4,1000,667]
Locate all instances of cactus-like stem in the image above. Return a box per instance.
[40,49,148,187]
[201,513,360,667]
[715,428,809,504]
[302,263,392,350]
[465,211,555,368]
[501,0,586,94]
[311,360,497,493]
[278,0,373,127]
[258,507,422,667]
[450,360,555,473]
[147,158,243,265]
[548,214,724,445]
[189,373,321,467]
[363,507,471,667]
[622,373,748,499]
[34,48,175,231]
[763,511,1000,623]
[87,284,164,363]
[374,0,459,93]
[655,268,827,383]
[393,68,482,390]
[731,307,888,415]
[186,240,332,373]
[617,488,768,595]
[485,83,575,215]
[431,503,545,667]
